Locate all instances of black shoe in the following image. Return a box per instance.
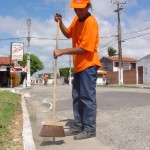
[74,131,96,140]
[65,128,82,136]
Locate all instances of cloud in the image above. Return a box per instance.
[0,16,25,35]
[0,0,150,73]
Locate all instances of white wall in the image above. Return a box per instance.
[97,78,106,85]
[136,55,150,85]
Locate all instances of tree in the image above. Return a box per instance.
[18,53,44,75]
[59,67,74,84]
[108,47,117,56]
[59,67,74,77]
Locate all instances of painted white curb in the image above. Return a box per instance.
[22,95,36,150]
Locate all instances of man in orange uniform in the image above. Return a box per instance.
[54,0,101,140]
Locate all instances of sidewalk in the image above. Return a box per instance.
[14,86,111,150]
[38,136,110,150]
[4,84,150,150]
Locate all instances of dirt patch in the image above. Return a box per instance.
[2,110,23,150]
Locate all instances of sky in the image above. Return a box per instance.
[0,0,150,73]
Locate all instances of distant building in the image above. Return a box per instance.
[136,54,150,85]
[100,56,137,84]
[0,56,12,87]
[100,56,137,72]
[0,56,22,87]
[97,69,107,85]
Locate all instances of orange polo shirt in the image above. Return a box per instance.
[68,15,101,73]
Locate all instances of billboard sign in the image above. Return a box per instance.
[11,42,24,61]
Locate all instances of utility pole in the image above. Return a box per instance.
[113,1,126,85]
[26,19,31,87]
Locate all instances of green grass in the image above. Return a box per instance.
[0,90,21,149]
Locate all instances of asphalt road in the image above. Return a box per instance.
[22,85,150,150]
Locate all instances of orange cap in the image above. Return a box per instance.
[69,0,90,8]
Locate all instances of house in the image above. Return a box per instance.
[136,54,150,85]
[97,69,107,85]
[100,56,137,84]
[100,56,137,72]
[0,56,22,87]
[0,56,11,87]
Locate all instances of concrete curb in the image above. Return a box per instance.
[21,94,36,150]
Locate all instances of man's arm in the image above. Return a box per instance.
[53,47,86,58]
[54,13,70,39]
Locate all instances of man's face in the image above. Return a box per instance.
[74,6,88,19]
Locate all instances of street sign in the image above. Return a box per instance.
[11,42,24,61]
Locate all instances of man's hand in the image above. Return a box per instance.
[53,49,63,59]
[54,13,62,22]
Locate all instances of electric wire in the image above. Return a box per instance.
[123,32,150,41]
[0,26,149,42]
[122,26,150,37]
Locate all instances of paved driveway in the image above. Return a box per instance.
[23,85,150,150]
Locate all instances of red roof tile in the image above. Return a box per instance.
[105,56,137,62]
[0,57,12,65]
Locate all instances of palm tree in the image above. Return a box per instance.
[108,47,117,56]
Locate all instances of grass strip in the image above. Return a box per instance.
[0,90,21,149]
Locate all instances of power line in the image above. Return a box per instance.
[123,32,150,41]
[100,37,117,49]
[99,31,150,53]
[0,35,117,41]
[122,26,150,37]
[0,29,149,43]
[0,37,26,41]
[99,41,118,53]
